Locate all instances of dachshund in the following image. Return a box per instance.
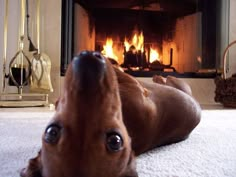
[20,51,201,177]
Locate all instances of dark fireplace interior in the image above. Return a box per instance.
[61,0,228,78]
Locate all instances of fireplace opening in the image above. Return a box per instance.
[61,0,229,78]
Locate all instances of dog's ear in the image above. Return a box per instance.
[20,151,42,177]
[120,152,139,177]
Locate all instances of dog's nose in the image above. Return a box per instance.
[72,51,106,91]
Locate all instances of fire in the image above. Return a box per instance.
[101,30,161,65]
[102,38,118,60]
[124,31,144,52]
[149,47,160,63]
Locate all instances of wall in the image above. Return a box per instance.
[229,0,236,77]
[0,0,61,103]
[74,4,95,54]
[162,13,202,73]
[1,1,236,106]
[138,77,218,107]
[41,0,61,103]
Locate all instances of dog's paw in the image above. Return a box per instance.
[152,75,166,84]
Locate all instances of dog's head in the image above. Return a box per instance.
[21,51,138,177]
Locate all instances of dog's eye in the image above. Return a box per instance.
[44,124,61,144]
[106,132,123,152]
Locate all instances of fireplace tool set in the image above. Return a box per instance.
[0,0,53,107]
[214,40,236,108]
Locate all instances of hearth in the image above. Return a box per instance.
[61,0,229,78]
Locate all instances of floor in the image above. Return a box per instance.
[1,107,236,177]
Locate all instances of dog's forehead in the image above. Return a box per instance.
[43,103,131,165]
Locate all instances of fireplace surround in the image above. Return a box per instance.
[61,0,229,78]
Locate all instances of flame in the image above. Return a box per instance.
[124,38,130,52]
[124,31,144,52]
[102,38,118,60]
[101,30,162,65]
[149,47,160,63]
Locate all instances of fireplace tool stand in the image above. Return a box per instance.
[0,0,48,107]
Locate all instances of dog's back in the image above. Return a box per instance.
[115,68,201,154]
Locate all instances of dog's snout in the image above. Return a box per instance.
[92,51,105,61]
[73,51,105,71]
[80,50,105,61]
[72,51,106,91]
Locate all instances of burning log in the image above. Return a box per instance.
[122,45,148,70]
[149,48,176,72]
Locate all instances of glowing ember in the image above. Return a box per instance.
[102,38,118,60]
[124,31,144,52]
[149,47,160,63]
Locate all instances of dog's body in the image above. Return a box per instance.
[115,68,200,155]
[21,51,201,177]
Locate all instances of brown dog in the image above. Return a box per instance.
[21,51,201,177]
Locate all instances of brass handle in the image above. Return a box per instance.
[2,0,9,93]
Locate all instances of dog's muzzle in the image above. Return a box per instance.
[72,51,106,91]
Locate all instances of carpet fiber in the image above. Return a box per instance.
[0,109,236,177]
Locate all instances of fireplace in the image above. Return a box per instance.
[61,0,229,78]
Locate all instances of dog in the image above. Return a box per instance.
[20,51,201,177]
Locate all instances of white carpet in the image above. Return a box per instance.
[0,109,236,177]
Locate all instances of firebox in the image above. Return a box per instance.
[61,0,229,78]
